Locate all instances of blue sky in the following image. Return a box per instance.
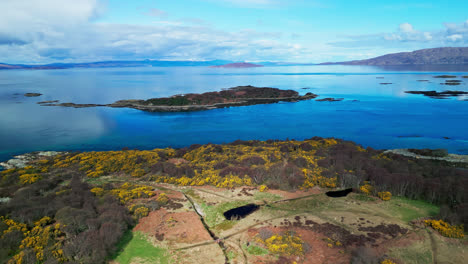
[0,0,467,63]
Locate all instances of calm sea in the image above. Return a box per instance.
[1,65,468,163]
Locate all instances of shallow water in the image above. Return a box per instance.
[1,65,468,162]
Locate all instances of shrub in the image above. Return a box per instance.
[378,191,391,201]
[360,183,373,195]
[258,185,268,192]
[424,219,464,238]
[256,231,305,256]
[90,187,104,196]
[19,174,41,185]
[156,193,169,205]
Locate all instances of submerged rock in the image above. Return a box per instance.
[316,97,344,102]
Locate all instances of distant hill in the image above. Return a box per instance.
[320,47,468,65]
[211,62,264,68]
[0,60,233,70]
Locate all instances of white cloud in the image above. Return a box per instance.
[447,34,463,41]
[0,0,312,63]
[215,0,276,7]
[399,23,414,33]
[146,8,168,18]
[330,20,468,49]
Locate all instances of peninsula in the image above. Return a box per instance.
[41,86,318,112]
[320,47,468,65]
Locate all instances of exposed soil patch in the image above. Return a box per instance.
[280,215,407,248]
[247,225,349,264]
[134,208,212,244]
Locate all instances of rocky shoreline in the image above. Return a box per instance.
[384,149,468,163]
[40,86,319,112]
[0,151,63,169]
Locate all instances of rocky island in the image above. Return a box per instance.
[405,90,468,99]
[42,86,318,112]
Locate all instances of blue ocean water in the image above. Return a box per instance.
[1,65,468,162]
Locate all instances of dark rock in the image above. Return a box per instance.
[316,97,344,102]
[405,90,468,98]
[434,75,457,78]
[24,93,42,97]
[37,100,59,104]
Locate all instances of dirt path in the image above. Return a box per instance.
[182,192,230,263]
[427,229,438,264]
[193,187,239,200]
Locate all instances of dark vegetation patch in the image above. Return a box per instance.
[283,216,406,247]
[142,86,306,106]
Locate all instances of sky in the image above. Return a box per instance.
[0,0,467,64]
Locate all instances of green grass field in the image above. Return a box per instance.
[386,197,439,222]
[112,231,170,264]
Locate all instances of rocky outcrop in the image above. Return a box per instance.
[0,151,63,169]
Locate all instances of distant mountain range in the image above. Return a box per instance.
[210,62,264,68]
[0,60,234,70]
[2,47,467,70]
[320,47,468,65]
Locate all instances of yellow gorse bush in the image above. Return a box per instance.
[360,182,373,195]
[19,173,41,184]
[378,191,392,201]
[256,232,305,256]
[90,187,105,196]
[52,149,161,177]
[1,217,28,237]
[5,216,66,264]
[110,182,155,204]
[424,219,464,238]
[258,185,268,192]
[133,206,150,219]
[156,192,169,204]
